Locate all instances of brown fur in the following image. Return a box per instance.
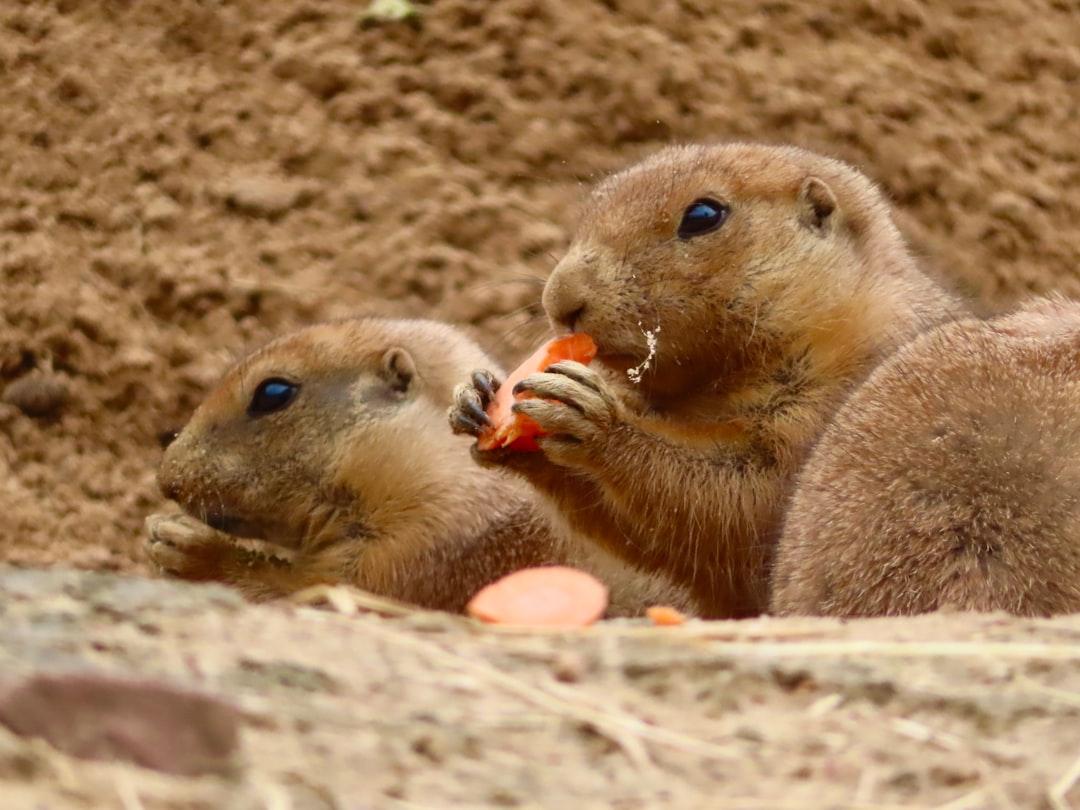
[771,297,1080,618]
[149,317,694,614]
[452,142,966,618]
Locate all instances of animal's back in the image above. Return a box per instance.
[772,299,1080,617]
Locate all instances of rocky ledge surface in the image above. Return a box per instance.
[1,568,1079,809]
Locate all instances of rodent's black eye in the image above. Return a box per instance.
[248,378,299,417]
[677,198,729,239]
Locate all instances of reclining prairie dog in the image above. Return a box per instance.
[147,317,694,615]
[450,142,966,618]
[772,297,1080,617]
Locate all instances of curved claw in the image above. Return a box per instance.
[544,360,602,391]
[471,369,499,406]
[461,393,489,426]
[511,378,586,414]
[513,371,611,418]
[450,382,491,437]
[450,409,484,435]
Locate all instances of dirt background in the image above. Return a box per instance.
[2,3,1080,808]
[1,0,1079,570]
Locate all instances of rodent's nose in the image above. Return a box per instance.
[156,443,184,502]
[157,472,181,502]
[542,258,588,333]
[558,305,586,333]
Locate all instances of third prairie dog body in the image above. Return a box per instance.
[148,317,692,615]
[451,142,966,618]
[771,297,1080,617]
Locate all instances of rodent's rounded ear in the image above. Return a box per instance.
[380,347,417,394]
[798,176,838,235]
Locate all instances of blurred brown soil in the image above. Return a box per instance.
[0,0,1078,577]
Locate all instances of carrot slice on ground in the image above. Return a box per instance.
[466,566,609,628]
[646,605,687,627]
[476,333,598,452]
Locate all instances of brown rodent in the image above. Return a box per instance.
[148,316,695,615]
[771,296,1080,617]
[450,142,966,618]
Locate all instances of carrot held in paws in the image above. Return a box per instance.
[476,333,597,452]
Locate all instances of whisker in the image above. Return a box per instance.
[496,313,549,345]
[489,292,539,312]
[466,272,548,293]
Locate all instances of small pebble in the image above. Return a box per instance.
[142,196,182,227]
[222,173,316,219]
[2,372,69,418]
[551,651,586,683]
[988,190,1034,225]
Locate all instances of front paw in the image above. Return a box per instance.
[448,369,500,437]
[144,513,231,579]
[513,361,619,467]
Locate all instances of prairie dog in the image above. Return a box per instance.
[149,317,695,614]
[451,143,966,617]
[772,297,1080,617]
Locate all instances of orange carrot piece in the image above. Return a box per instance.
[476,334,598,452]
[466,566,609,628]
[646,605,687,627]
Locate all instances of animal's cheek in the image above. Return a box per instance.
[210,448,245,480]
